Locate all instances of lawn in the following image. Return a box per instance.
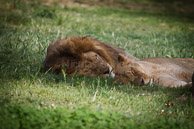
[0,0,194,129]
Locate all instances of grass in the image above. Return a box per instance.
[0,0,194,129]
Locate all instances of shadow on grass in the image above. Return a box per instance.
[36,70,192,98]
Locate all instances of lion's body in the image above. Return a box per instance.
[43,36,137,76]
[116,55,194,87]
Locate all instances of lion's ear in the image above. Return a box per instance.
[118,54,127,62]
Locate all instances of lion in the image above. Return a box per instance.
[43,36,137,77]
[115,54,194,88]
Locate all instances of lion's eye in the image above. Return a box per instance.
[126,71,132,75]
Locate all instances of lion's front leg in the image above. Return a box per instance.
[153,74,191,88]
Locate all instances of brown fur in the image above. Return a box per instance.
[43,36,137,76]
[116,54,194,87]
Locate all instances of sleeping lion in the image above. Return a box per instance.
[115,54,194,88]
[43,36,137,77]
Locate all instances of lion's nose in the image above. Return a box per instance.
[140,78,144,85]
[103,68,115,78]
[103,68,110,74]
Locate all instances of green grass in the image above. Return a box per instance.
[0,0,194,129]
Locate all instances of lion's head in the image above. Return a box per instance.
[43,39,114,77]
[115,54,151,85]
[74,52,114,77]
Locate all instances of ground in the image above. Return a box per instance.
[0,0,194,129]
